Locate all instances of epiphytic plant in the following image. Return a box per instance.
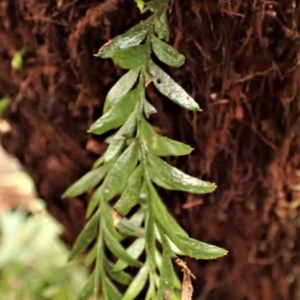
[64,1,227,299]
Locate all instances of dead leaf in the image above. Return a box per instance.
[175,258,195,300]
[182,269,193,300]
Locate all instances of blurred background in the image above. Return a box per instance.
[0,140,88,300]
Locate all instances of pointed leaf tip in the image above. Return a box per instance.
[147,153,216,194]
[149,61,201,111]
[95,21,150,58]
[178,236,228,259]
[63,166,107,198]
[104,68,140,114]
[140,119,193,156]
[151,34,185,67]
[89,88,139,135]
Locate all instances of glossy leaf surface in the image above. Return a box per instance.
[117,217,144,237]
[147,181,188,238]
[103,112,137,162]
[104,68,140,114]
[143,98,157,117]
[112,45,148,70]
[151,34,185,67]
[114,237,145,272]
[102,220,142,268]
[128,208,145,228]
[88,89,139,135]
[145,211,156,272]
[68,212,99,261]
[157,236,174,299]
[154,11,170,40]
[104,277,122,300]
[178,235,227,260]
[86,185,102,218]
[104,260,133,285]
[63,166,107,198]
[94,231,104,299]
[140,118,193,156]
[95,21,150,58]
[101,201,121,240]
[122,263,149,300]
[149,61,201,111]
[148,182,226,259]
[114,166,143,216]
[101,141,139,202]
[147,153,216,194]
[68,3,226,299]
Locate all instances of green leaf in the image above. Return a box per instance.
[149,183,226,259]
[145,211,156,272]
[122,263,149,300]
[157,236,174,299]
[104,260,133,285]
[63,166,107,198]
[101,200,121,240]
[147,180,187,238]
[128,207,145,228]
[147,183,187,257]
[149,61,201,111]
[77,272,95,300]
[151,34,185,67]
[114,237,145,272]
[86,185,102,218]
[0,97,11,118]
[84,244,96,266]
[155,247,181,292]
[155,248,163,269]
[117,215,144,237]
[101,140,139,202]
[129,207,145,226]
[68,211,99,261]
[176,235,228,260]
[94,230,104,299]
[114,166,143,216]
[103,112,137,162]
[11,50,24,69]
[102,288,109,300]
[88,156,121,217]
[155,247,181,290]
[147,0,168,11]
[104,137,125,163]
[147,153,216,194]
[140,118,193,156]
[104,277,122,300]
[145,273,156,300]
[88,89,139,134]
[95,21,150,58]
[92,155,105,169]
[143,98,157,117]
[154,11,170,40]
[104,68,140,114]
[102,220,142,268]
[135,0,146,12]
[111,45,148,70]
